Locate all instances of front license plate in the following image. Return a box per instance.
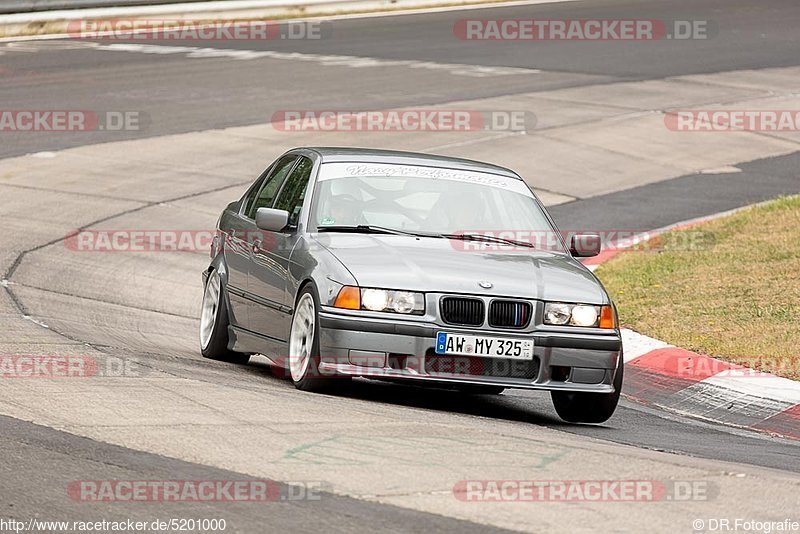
[435,332,533,360]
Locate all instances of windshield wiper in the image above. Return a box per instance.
[317,225,440,239]
[318,226,536,248]
[441,232,536,249]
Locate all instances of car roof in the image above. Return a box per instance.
[298,147,522,180]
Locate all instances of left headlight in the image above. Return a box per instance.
[335,286,425,315]
[544,303,615,328]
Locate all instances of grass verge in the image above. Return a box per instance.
[596,195,800,380]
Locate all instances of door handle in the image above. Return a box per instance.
[252,239,262,252]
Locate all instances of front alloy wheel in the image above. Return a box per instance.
[288,286,343,391]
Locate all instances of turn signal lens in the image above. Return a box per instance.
[334,286,361,310]
[599,306,616,329]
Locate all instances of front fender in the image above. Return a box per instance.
[288,235,358,310]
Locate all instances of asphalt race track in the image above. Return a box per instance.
[3,0,800,158]
[1,0,799,531]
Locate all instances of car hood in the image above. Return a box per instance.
[313,234,607,304]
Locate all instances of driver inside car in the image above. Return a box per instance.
[320,193,364,226]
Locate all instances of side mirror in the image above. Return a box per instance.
[255,207,289,232]
[569,232,601,258]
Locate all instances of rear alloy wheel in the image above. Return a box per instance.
[288,286,337,392]
[200,269,249,364]
[550,353,623,424]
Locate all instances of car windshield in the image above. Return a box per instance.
[312,163,559,245]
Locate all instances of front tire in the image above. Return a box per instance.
[288,285,336,392]
[551,353,623,424]
[200,269,249,364]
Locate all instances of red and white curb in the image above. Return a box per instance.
[581,203,800,440]
[620,329,800,440]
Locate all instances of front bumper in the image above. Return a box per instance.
[318,309,622,393]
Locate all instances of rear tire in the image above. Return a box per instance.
[200,269,250,365]
[551,353,623,424]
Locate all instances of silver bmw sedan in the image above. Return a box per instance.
[200,147,623,423]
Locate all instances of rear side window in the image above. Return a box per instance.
[246,155,297,219]
[274,156,314,226]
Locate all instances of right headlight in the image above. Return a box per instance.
[544,303,615,328]
[334,286,425,315]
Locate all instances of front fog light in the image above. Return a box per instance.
[570,305,599,327]
[361,289,389,311]
[544,303,571,325]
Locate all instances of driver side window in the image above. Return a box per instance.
[274,156,314,227]
[245,155,297,219]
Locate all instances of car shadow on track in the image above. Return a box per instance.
[241,358,616,430]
